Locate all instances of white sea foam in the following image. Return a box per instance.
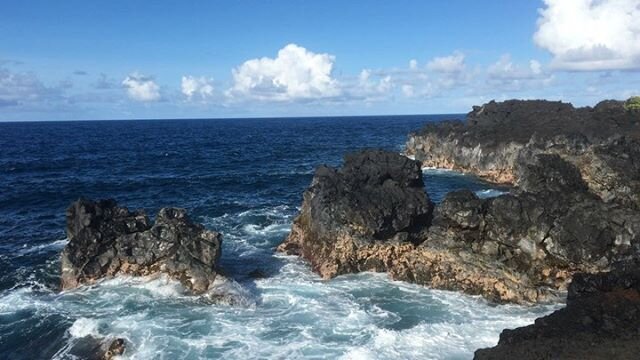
[18,238,68,255]
[3,203,558,359]
[69,317,101,338]
[242,222,290,237]
[475,189,509,198]
[422,167,457,175]
[206,275,257,307]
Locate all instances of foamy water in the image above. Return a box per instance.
[0,116,549,359]
[1,204,557,359]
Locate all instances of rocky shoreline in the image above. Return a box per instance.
[278,147,640,304]
[406,100,640,210]
[279,99,640,357]
[60,99,639,358]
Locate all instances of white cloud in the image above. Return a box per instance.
[487,54,554,90]
[426,52,466,73]
[488,55,546,79]
[359,69,392,93]
[534,0,640,70]
[530,60,542,75]
[0,65,67,107]
[227,43,340,101]
[346,69,394,102]
[181,75,214,100]
[401,84,415,97]
[122,72,160,102]
[409,59,418,70]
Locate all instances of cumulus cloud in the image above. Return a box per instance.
[534,0,640,70]
[0,65,67,107]
[358,69,392,95]
[426,52,466,73]
[181,75,214,100]
[487,54,554,90]
[227,43,341,101]
[122,72,160,101]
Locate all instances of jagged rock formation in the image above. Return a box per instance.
[277,150,433,278]
[474,264,640,359]
[393,154,640,302]
[61,199,222,294]
[279,149,640,303]
[406,100,640,209]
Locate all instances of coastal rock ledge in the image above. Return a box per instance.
[475,264,640,360]
[279,149,640,304]
[406,99,640,209]
[61,199,222,293]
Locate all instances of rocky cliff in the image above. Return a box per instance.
[279,148,640,303]
[406,100,640,209]
[61,199,222,294]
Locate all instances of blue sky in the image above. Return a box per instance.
[1,0,639,121]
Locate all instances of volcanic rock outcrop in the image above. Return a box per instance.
[393,153,640,302]
[406,99,640,209]
[61,199,222,294]
[280,148,640,303]
[278,150,434,278]
[474,263,640,360]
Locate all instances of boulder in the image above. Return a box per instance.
[277,150,433,278]
[474,265,640,359]
[61,199,222,294]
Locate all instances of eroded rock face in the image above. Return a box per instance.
[281,149,640,303]
[61,199,222,293]
[406,100,640,208]
[277,150,434,278]
[400,154,640,303]
[474,264,640,360]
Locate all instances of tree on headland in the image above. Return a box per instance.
[625,96,640,112]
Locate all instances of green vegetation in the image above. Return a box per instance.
[625,96,640,112]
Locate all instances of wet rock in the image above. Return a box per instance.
[62,336,126,360]
[61,199,222,294]
[103,338,125,359]
[277,150,434,278]
[282,147,640,303]
[474,265,640,359]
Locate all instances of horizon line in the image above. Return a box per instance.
[0,112,467,124]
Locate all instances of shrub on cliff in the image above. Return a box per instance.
[625,96,640,112]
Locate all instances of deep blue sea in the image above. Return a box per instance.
[0,116,554,359]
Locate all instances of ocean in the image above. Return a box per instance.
[0,116,555,359]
